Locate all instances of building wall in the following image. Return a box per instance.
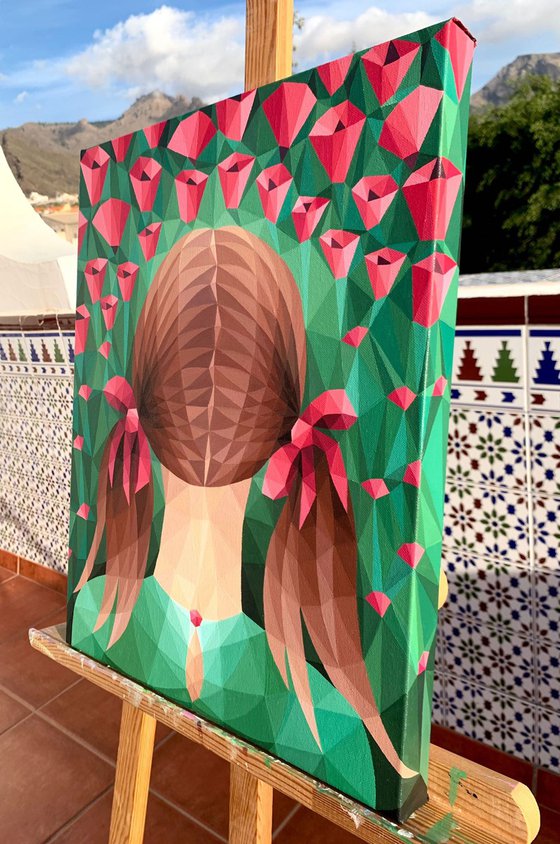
[0,307,558,775]
[433,304,560,776]
[0,329,74,573]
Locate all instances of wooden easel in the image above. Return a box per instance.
[30,624,539,844]
[28,3,540,842]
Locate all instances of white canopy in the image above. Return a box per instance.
[0,146,76,317]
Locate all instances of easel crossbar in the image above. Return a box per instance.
[29,626,539,844]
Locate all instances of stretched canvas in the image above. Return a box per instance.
[68,18,475,818]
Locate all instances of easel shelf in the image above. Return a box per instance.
[30,625,539,844]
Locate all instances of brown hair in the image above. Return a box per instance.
[76,226,411,775]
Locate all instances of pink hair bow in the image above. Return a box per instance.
[262,390,357,528]
[104,376,152,503]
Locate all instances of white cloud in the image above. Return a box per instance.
[294,8,438,65]
[1,1,559,123]
[61,4,446,103]
[14,90,28,104]
[65,6,245,103]
[457,0,560,42]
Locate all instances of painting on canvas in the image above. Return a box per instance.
[68,18,475,818]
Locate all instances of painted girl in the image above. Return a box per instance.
[73,226,415,788]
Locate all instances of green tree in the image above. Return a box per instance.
[462,76,560,273]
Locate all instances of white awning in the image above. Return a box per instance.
[0,146,77,316]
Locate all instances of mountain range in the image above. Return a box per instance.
[470,51,560,110]
[1,92,202,198]
[1,51,559,199]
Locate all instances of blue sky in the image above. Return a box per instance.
[0,0,558,127]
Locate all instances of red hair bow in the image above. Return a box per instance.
[104,376,152,503]
[262,390,357,528]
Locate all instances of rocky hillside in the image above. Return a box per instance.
[0,91,203,197]
[471,52,560,111]
[3,51,560,196]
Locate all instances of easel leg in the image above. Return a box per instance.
[109,701,157,844]
[229,765,273,844]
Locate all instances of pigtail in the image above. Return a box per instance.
[263,391,414,778]
[74,377,154,649]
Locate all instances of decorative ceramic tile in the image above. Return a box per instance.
[0,367,72,574]
[440,606,534,698]
[530,415,560,497]
[528,329,560,413]
[434,621,448,673]
[443,482,530,565]
[0,331,25,365]
[535,570,560,646]
[23,331,68,365]
[451,327,526,410]
[445,676,537,763]
[0,330,73,378]
[61,331,75,365]
[533,496,560,572]
[536,641,560,710]
[442,550,534,635]
[431,670,447,725]
[536,706,560,772]
[447,407,528,490]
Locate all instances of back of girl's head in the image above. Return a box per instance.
[134,227,306,486]
[78,226,306,644]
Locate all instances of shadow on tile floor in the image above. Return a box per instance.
[0,567,556,843]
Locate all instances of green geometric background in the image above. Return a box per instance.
[68,19,473,818]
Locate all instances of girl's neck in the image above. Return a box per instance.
[153,470,251,621]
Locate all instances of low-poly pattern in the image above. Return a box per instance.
[68,18,475,819]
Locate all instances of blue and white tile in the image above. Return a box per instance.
[0,369,73,573]
[431,670,447,725]
[0,331,25,366]
[441,615,534,697]
[445,677,537,763]
[536,706,560,772]
[61,331,76,365]
[23,331,68,366]
[530,414,560,497]
[535,570,560,646]
[447,407,527,491]
[528,328,560,413]
[452,327,526,410]
[536,642,560,711]
[532,496,560,572]
[444,483,530,566]
[442,550,534,636]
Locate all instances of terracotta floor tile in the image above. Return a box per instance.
[0,688,31,735]
[42,679,170,761]
[0,715,113,844]
[0,577,64,644]
[275,806,357,843]
[151,733,295,837]
[52,790,221,844]
[0,611,74,708]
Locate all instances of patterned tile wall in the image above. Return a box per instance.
[0,312,558,773]
[435,321,560,775]
[0,330,74,573]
